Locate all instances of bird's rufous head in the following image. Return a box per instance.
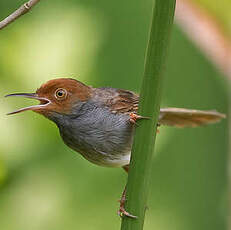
[5,78,92,117]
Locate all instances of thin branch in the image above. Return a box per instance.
[120,0,176,229]
[0,0,41,30]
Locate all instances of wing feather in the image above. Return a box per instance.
[94,88,225,127]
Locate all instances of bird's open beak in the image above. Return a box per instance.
[5,93,50,115]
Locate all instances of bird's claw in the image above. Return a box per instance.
[129,112,150,125]
[118,192,137,219]
[117,206,137,219]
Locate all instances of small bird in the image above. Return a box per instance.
[6,78,225,217]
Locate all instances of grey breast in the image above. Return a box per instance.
[55,101,134,167]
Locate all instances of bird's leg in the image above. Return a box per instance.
[123,164,129,173]
[117,165,137,219]
[157,123,160,133]
[129,112,150,125]
[129,113,160,133]
[118,187,137,218]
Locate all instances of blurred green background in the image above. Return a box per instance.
[0,0,229,229]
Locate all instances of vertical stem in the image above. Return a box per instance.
[120,0,176,229]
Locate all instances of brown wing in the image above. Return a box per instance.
[94,88,225,127]
[159,108,226,127]
[103,89,139,114]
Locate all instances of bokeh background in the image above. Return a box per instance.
[0,0,229,230]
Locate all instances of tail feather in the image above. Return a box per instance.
[159,108,226,127]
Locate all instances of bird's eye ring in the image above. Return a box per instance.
[55,88,67,100]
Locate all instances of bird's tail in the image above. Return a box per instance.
[158,108,226,127]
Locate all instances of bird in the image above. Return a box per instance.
[5,78,226,217]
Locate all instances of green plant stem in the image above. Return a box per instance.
[120,0,176,229]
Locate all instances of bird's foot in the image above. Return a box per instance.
[117,188,137,219]
[117,204,137,219]
[129,113,150,125]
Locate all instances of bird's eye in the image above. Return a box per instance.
[55,88,67,100]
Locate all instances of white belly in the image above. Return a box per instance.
[83,151,131,168]
[104,152,131,167]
